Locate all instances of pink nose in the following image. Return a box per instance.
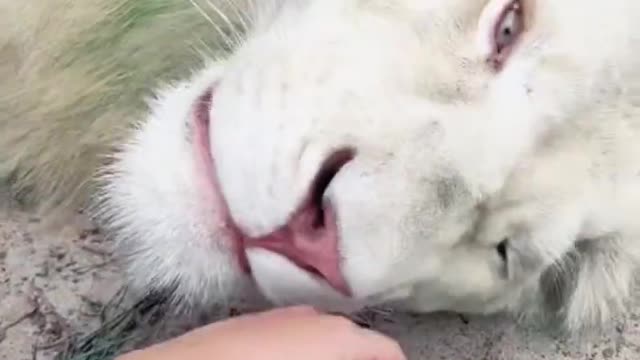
[243,149,355,297]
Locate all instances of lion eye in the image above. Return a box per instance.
[490,0,524,68]
[496,238,509,278]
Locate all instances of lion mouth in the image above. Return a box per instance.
[192,85,251,274]
[191,84,353,297]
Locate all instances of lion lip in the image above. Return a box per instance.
[192,85,251,274]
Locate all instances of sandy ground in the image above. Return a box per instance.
[1,190,640,360]
[0,192,124,360]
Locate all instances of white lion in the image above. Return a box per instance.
[2,0,639,336]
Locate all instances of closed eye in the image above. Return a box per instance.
[496,238,509,278]
[496,238,508,262]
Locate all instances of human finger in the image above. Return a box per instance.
[345,327,407,360]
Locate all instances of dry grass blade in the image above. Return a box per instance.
[54,289,173,360]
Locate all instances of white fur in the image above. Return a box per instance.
[98,0,640,333]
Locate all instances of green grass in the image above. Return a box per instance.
[57,0,236,122]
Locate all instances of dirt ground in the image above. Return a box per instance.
[0,191,125,360]
[1,190,640,360]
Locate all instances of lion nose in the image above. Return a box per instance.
[244,149,355,297]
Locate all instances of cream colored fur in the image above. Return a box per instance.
[2,0,640,337]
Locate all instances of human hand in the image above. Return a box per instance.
[117,305,406,360]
